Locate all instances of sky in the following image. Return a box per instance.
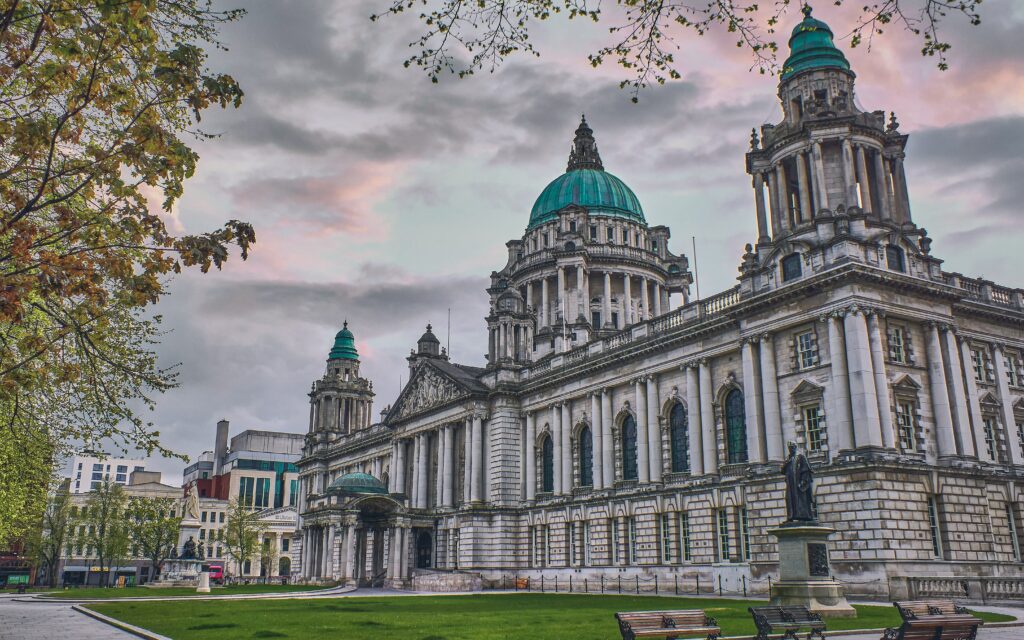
[129,0,1024,481]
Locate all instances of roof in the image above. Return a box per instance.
[328,321,359,361]
[328,472,388,495]
[781,5,852,80]
[427,359,489,394]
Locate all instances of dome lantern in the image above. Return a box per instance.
[328,320,359,361]
[781,5,852,81]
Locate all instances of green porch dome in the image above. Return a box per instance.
[781,6,851,81]
[328,472,387,495]
[528,116,645,230]
[328,321,359,361]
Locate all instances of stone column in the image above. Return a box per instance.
[557,267,567,324]
[437,427,449,507]
[825,315,854,453]
[645,375,662,481]
[551,404,562,494]
[418,432,430,508]
[994,344,1024,466]
[344,525,357,583]
[699,360,717,474]
[641,277,650,321]
[844,309,884,448]
[410,435,421,508]
[624,274,633,325]
[685,365,704,475]
[867,313,896,449]
[943,328,975,458]
[601,389,614,487]
[767,167,781,236]
[741,339,765,463]
[445,425,456,506]
[526,281,533,318]
[959,338,989,461]
[388,443,398,493]
[324,525,335,578]
[602,272,612,328]
[560,402,572,491]
[842,139,858,207]
[894,155,911,222]
[873,151,890,219]
[471,414,484,503]
[856,144,874,213]
[759,335,784,461]
[796,151,811,223]
[301,529,310,578]
[812,141,829,211]
[926,324,958,457]
[775,163,790,230]
[386,527,398,580]
[635,379,650,483]
[576,265,585,320]
[753,173,769,242]
[653,283,662,317]
[396,440,407,498]
[525,412,536,500]
[541,277,549,328]
[590,393,603,489]
[463,418,472,503]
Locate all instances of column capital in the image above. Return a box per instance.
[760,332,773,342]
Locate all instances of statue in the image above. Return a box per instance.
[181,535,198,560]
[782,441,816,523]
[184,480,200,520]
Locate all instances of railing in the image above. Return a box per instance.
[942,272,1024,310]
[983,578,1024,601]
[526,286,741,380]
[907,576,1024,602]
[909,577,969,598]
[484,572,770,597]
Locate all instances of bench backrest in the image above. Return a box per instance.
[616,610,712,630]
[894,600,966,619]
[750,605,821,624]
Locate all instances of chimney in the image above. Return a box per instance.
[214,419,229,476]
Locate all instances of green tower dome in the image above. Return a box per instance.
[328,472,387,495]
[781,5,852,80]
[328,321,359,361]
[528,116,645,230]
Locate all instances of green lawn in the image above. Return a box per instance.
[88,592,1014,640]
[45,583,333,599]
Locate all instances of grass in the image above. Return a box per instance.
[45,583,333,599]
[88,592,1015,640]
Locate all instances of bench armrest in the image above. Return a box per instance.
[704,616,718,628]
[881,628,900,640]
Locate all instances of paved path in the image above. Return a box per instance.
[0,595,134,639]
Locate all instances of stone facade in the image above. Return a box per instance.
[295,11,1024,597]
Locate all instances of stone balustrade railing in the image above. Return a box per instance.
[943,272,1024,310]
[904,576,1024,602]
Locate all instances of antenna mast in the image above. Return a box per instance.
[691,235,701,302]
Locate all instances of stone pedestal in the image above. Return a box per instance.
[196,572,211,593]
[769,523,855,618]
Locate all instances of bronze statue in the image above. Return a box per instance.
[181,535,198,560]
[782,441,816,523]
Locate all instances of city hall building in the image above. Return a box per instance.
[294,9,1024,598]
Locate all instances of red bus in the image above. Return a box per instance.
[203,563,223,583]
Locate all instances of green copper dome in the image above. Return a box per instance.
[781,6,851,80]
[328,472,387,495]
[328,321,359,361]
[528,116,645,230]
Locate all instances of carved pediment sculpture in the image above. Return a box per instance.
[393,365,467,420]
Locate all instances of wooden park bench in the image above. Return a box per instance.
[881,600,983,640]
[615,609,721,640]
[748,605,826,640]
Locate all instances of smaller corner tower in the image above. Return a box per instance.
[308,321,375,441]
[407,324,449,373]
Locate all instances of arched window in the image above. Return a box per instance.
[541,434,554,493]
[579,426,593,487]
[725,389,748,464]
[622,415,638,481]
[669,403,689,473]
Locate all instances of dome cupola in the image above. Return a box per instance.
[528,116,645,230]
[328,321,359,361]
[328,472,388,495]
[781,5,852,80]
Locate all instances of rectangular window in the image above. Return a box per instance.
[889,326,907,364]
[611,519,620,564]
[201,511,208,523]
[569,220,576,233]
[796,331,817,369]
[568,522,576,566]
[289,479,299,506]
[92,463,102,472]
[116,465,127,473]
[803,405,824,451]
[927,496,943,558]
[679,512,692,562]
[983,417,998,461]
[591,311,601,328]
[583,521,592,566]
[661,513,673,563]
[199,529,206,540]
[590,225,597,241]
[91,472,102,481]
[219,512,225,523]
[528,526,536,567]
[895,402,916,452]
[972,349,985,382]
[545,526,552,567]
[651,240,658,252]
[238,476,255,507]
[255,477,270,509]
[740,508,751,561]
[115,473,126,483]
[607,227,614,243]
[627,517,637,565]
[717,510,730,562]
[1007,503,1021,562]
[1005,353,1020,387]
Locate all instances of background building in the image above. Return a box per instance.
[295,8,1024,599]
[67,452,146,494]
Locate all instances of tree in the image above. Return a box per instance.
[259,535,278,582]
[26,481,73,587]
[0,1,254,542]
[127,496,181,582]
[81,481,131,586]
[222,498,266,578]
[374,0,985,99]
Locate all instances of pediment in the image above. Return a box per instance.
[892,374,922,392]
[979,391,1000,407]
[386,363,473,423]
[790,379,825,401]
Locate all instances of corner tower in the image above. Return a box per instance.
[308,322,375,440]
[740,5,941,294]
